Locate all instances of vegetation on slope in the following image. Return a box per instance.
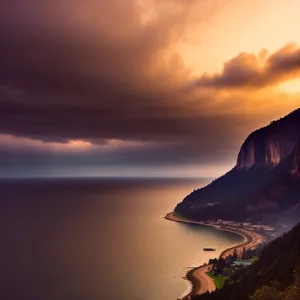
[192,223,300,300]
[205,272,226,289]
[250,267,300,300]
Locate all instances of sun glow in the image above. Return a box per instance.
[277,78,300,94]
[67,140,92,148]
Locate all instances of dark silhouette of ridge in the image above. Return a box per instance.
[175,108,300,223]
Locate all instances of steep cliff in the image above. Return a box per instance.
[291,142,300,177]
[237,135,282,170]
[237,109,300,170]
[175,109,300,223]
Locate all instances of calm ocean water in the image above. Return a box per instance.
[0,178,243,300]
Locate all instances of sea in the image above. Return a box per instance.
[0,178,244,300]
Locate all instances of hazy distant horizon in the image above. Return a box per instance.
[0,174,216,180]
[0,164,231,179]
[0,0,300,179]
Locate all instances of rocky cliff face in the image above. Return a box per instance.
[237,109,300,171]
[175,108,300,222]
[237,135,283,170]
[291,142,300,178]
[236,137,256,170]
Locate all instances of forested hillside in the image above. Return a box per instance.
[192,223,300,300]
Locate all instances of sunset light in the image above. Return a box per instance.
[1,2,300,300]
[277,78,300,94]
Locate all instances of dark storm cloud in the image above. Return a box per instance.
[1,0,299,175]
[0,0,246,150]
[0,0,210,143]
[194,44,300,89]
[0,97,250,142]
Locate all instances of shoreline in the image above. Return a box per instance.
[165,212,264,299]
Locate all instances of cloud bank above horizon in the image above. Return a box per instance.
[1,0,300,177]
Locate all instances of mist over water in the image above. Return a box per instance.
[0,178,243,300]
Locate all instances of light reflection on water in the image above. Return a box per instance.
[0,178,243,300]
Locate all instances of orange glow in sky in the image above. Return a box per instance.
[1,0,300,177]
[178,0,300,93]
[277,78,300,94]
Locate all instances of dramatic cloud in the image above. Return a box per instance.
[194,44,300,89]
[0,0,209,143]
[0,0,300,177]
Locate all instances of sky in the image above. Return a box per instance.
[1,0,300,178]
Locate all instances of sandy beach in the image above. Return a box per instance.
[182,264,215,300]
[165,212,264,299]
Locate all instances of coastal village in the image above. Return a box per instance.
[200,219,273,254]
[165,212,283,300]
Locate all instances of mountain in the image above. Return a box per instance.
[237,110,300,171]
[291,141,300,177]
[192,223,300,300]
[175,109,300,223]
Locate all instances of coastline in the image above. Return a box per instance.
[165,212,264,299]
